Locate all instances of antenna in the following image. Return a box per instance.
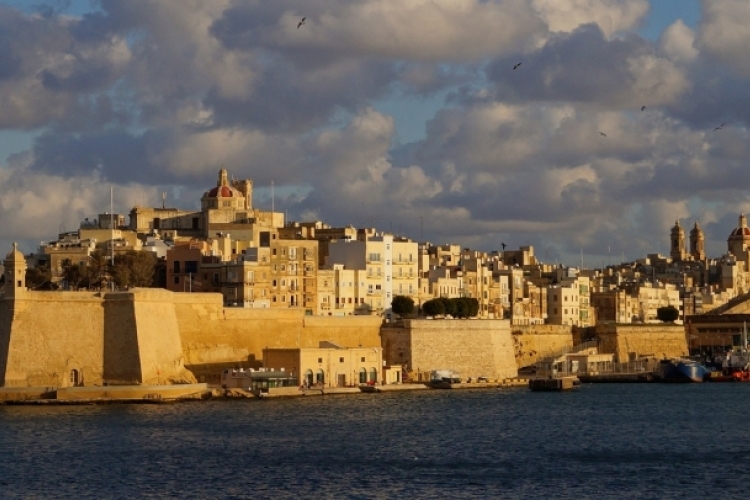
[271,180,274,214]
[162,191,166,209]
[110,185,115,291]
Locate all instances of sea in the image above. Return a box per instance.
[1,383,749,500]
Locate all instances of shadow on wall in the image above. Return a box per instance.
[103,297,141,385]
[0,303,11,386]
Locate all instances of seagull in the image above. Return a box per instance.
[513,62,522,70]
[641,106,646,111]
[297,17,306,29]
[714,122,726,132]
[600,132,607,137]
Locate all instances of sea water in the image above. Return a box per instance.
[0,383,748,499]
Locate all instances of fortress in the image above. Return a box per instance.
[0,243,385,389]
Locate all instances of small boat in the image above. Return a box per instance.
[655,358,708,383]
[708,322,750,382]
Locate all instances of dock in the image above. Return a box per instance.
[529,376,580,391]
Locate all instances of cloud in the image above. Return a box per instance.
[532,0,649,38]
[3,1,750,266]
[698,0,750,76]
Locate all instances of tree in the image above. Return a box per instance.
[657,305,679,323]
[422,298,445,317]
[438,297,456,317]
[391,295,415,317]
[61,258,85,290]
[26,265,55,290]
[87,250,109,291]
[113,250,157,290]
[452,297,480,318]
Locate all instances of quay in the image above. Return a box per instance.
[0,384,210,404]
[577,372,655,383]
[529,376,580,391]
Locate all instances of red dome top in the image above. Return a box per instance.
[731,227,750,237]
[208,185,235,197]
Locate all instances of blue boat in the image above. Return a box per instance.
[655,358,708,383]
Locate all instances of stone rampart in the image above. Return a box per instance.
[0,292,104,387]
[173,293,382,381]
[595,324,688,361]
[380,319,517,380]
[511,325,575,368]
[0,289,194,388]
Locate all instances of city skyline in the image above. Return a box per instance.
[4,1,750,266]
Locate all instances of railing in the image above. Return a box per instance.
[537,357,661,379]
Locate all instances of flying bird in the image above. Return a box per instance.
[297,17,306,29]
[513,62,522,70]
[714,122,726,132]
[641,106,646,111]
[599,132,607,137]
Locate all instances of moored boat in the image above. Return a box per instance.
[655,358,708,383]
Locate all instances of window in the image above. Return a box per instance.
[340,357,345,363]
[174,276,179,284]
[318,358,323,363]
[173,261,181,274]
[185,261,198,274]
[359,368,367,384]
[361,357,365,362]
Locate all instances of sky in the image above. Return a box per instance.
[3,0,750,268]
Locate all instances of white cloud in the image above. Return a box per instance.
[531,0,649,37]
[659,19,698,63]
[698,0,750,75]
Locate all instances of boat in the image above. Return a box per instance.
[654,358,708,383]
[707,322,750,382]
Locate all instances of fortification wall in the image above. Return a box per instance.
[595,324,688,361]
[0,293,104,387]
[380,319,517,380]
[511,325,575,368]
[0,289,194,388]
[129,289,196,385]
[173,294,382,381]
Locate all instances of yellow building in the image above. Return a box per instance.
[263,342,384,387]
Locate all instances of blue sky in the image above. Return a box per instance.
[2,0,750,268]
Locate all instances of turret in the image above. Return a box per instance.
[3,243,26,299]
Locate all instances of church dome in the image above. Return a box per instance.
[202,167,243,199]
[207,185,240,198]
[729,213,750,238]
[4,243,23,263]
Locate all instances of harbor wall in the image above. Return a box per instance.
[172,293,383,382]
[511,325,575,368]
[380,319,518,380]
[595,324,688,362]
[0,292,105,387]
[0,289,194,388]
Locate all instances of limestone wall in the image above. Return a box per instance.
[129,289,195,385]
[173,293,382,381]
[595,324,688,361]
[0,293,104,387]
[512,325,575,368]
[0,289,195,388]
[380,319,517,380]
